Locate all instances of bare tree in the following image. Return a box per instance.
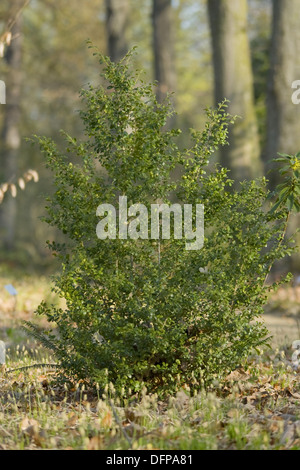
[207,0,262,183]
[105,0,129,62]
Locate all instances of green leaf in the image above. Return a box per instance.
[292,200,300,212]
[269,201,281,214]
[287,194,294,211]
[278,187,290,199]
[277,153,292,159]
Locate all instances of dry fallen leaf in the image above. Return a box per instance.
[87,436,103,450]
[20,418,39,438]
[288,391,300,400]
[100,410,112,428]
[66,413,78,428]
[20,417,39,432]
[20,418,46,447]
[226,370,249,382]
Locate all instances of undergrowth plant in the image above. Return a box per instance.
[23,47,300,397]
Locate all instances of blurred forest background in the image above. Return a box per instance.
[0,0,299,274]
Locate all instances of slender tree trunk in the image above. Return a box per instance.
[207,0,262,183]
[265,0,300,185]
[152,0,176,104]
[105,0,129,62]
[0,9,23,250]
[265,0,300,273]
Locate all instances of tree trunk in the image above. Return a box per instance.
[105,0,129,62]
[152,0,176,104]
[265,0,300,274]
[265,0,300,184]
[0,8,23,250]
[207,0,262,183]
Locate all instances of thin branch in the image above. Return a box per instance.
[6,0,31,33]
[263,211,291,287]
[0,0,31,55]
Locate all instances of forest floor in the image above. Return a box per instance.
[0,267,299,450]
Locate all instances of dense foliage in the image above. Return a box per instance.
[24,50,299,396]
